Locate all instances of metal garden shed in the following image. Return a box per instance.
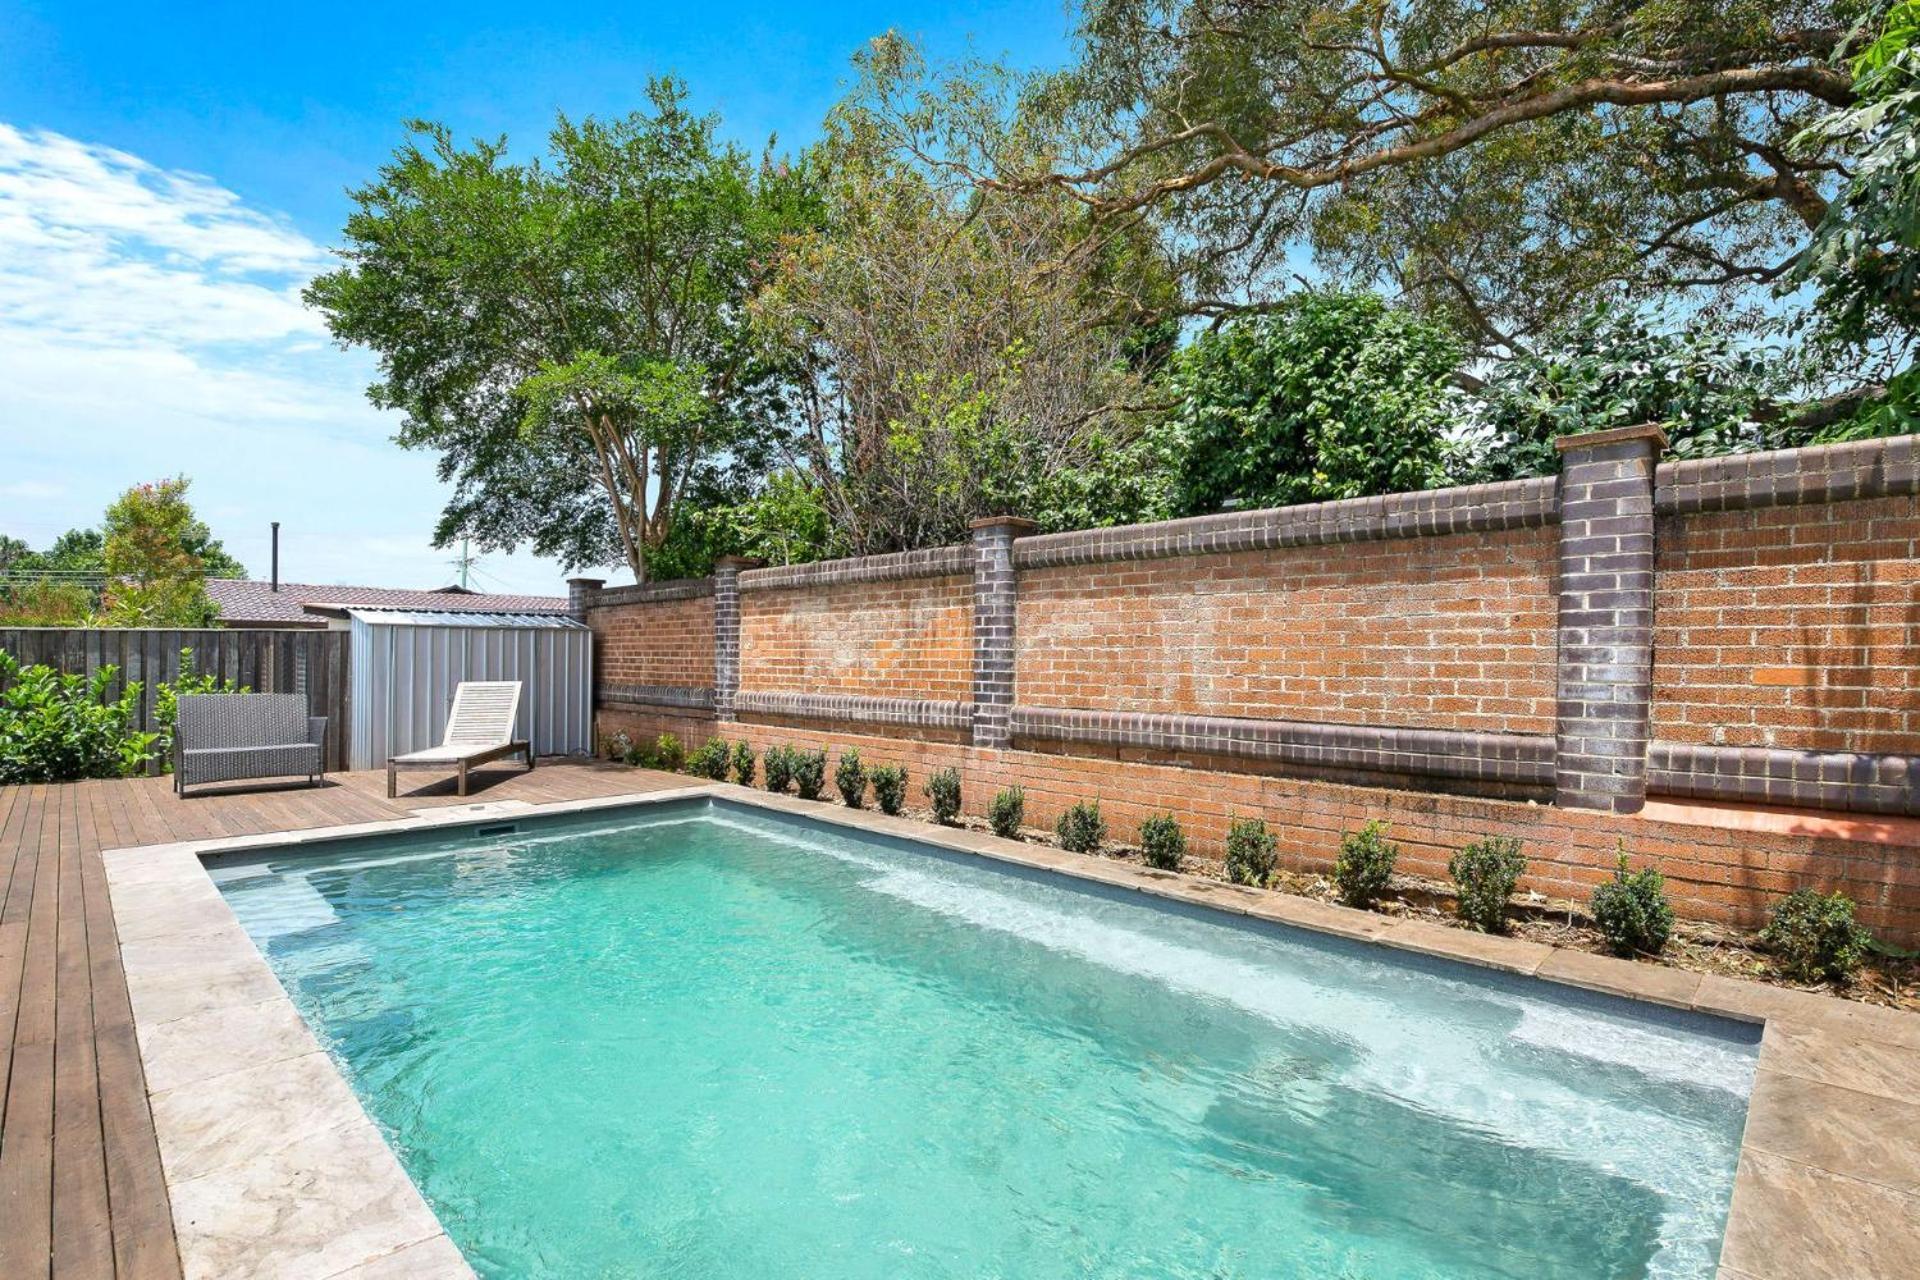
[345,608,594,771]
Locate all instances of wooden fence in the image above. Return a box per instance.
[0,628,351,772]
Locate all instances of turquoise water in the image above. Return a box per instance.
[211,801,1758,1279]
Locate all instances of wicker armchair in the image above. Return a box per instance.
[174,694,326,797]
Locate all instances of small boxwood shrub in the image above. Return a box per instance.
[652,733,686,774]
[1448,836,1526,933]
[730,740,756,787]
[1590,854,1674,956]
[1333,820,1397,908]
[870,764,908,815]
[1762,888,1871,983]
[926,767,962,825]
[623,743,651,768]
[1225,817,1277,887]
[688,738,730,781]
[791,748,828,801]
[1138,814,1185,871]
[835,750,867,807]
[763,744,795,793]
[1056,800,1106,854]
[989,786,1025,840]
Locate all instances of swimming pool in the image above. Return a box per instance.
[209,798,1758,1279]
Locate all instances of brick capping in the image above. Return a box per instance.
[733,690,974,732]
[1554,426,1662,813]
[1655,432,1920,514]
[1650,742,1920,818]
[738,544,972,592]
[1011,706,1554,787]
[1013,476,1558,570]
[598,683,714,711]
[592,577,714,607]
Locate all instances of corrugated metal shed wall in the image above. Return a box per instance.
[347,611,594,770]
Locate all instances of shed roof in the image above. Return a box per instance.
[207,579,568,626]
[343,607,588,629]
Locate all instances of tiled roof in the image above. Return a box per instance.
[206,579,569,625]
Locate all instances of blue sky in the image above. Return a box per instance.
[0,1,1073,594]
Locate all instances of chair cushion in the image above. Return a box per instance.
[179,743,322,784]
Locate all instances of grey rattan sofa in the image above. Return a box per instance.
[174,694,326,796]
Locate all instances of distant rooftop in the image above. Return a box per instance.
[206,579,569,628]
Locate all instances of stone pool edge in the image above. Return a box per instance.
[105,784,1920,1280]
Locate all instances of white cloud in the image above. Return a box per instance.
[0,125,577,596]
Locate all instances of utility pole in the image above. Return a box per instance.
[450,537,477,590]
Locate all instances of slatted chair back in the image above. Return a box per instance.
[441,681,522,749]
[177,694,307,750]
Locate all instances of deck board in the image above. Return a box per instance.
[0,757,683,1277]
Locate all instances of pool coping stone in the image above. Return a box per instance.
[103,782,1920,1280]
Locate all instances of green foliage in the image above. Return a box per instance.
[834,749,867,807]
[925,767,962,825]
[0,652,157,784]
[1137,813,1186,870]
[730,739,757,786]
[1448,837,1528,934]
[791,747,828,800]
[1332,820,1398,908]
[1465,304,1793,478]
[687,737,731,781]
[1224,817,1278,888]
[1165,292,1464,514]
[988,786,1025,840]
[154,648,246,771]
[100,477,221,627]
[651,733,686,773]
[1056,800,1106,854]
[1763,888,1872,983]
[0,579,95,626]
[869,763,908,815]
[647,470,843,580]
[306,78,822,580]
[1790,3,1920,353]
[1589,854,1675,957]
[763,744,795,793]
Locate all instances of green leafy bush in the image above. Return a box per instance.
[1333,820,1397,908]
[1763,888,1871,983]
[1138,814,1185,870]
[791,748,828,801]
[652,733,686,773]
[730,740,756,786]
[688,738,730,780]
[870,764,908,815]
[1056,800,1106,854]
[1590,855,1674,956]
[1225,817,1277,887]
[763,744,795,793]
[0,652,158,784]
[624,743,653,768]
[925,767,962,825]
[835,750,867,807]
[989,786,1025,839]
[1448,836,1527,933]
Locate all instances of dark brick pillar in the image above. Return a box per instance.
[969,517,1034,747]
[710,557,758,722]
[565,577,603,620]
[1553,425,1666,813]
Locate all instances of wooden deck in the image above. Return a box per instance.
[0,759,684,1279]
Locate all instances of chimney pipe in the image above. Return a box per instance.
[270,522,280,592]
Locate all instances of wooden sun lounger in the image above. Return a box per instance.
[386,680,533,797]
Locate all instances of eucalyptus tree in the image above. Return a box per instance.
[307,78,818,581]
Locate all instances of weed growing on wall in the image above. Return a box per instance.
[1333,820,1398,907]
[835,750,867,807]
[1056,800,1106,853]
[926,767,962,824]
[1225,817,1277,887]
[1449,836,1527,933]
[1138,814,1186,870]
[870,764,908,815]
[989,786,1025,839]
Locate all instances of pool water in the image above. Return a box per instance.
[211,801,1758,1279]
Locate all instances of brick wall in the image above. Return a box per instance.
[587,586,714,705]
[592,708,1920,941]
[740,575,973,702]
[1654,494,1920,755]
[1016,526,1556,735]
